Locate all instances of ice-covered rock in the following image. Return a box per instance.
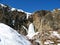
[0,23,31,45]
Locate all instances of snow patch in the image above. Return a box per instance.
[11,8,16,11]
[25,12,32,19]
[12,20,15,26]
[0,23,31,45]
[58,9,60,10]
[58,43,60,45]
[0,3,7,7]
[51,31,60,39]
[44,40,54,44]
[17,9,24,12]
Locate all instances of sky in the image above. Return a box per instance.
[0,0,60,13]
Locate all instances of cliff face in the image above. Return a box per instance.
[32,9,60,45]
[33,9,60,31]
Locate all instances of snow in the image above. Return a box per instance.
[44,41,49,44]
[25,12,32,19]
[51,31,60,39]
[52,8,60,12]
[58,43,60,45]
[12,20,15,26]
[44,40,54,44]
[0,23,31,45]
[0,3,32,20]
[22,26,28,32]
[17,9,24,12]
[11,8,16,11]
[10,7,32,19]
[35,39,40,44]
[0,3,7,7]
[58,9,60,10]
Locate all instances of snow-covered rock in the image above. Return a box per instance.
[0,3,7,7]
[44,40,54,44]
[17,9,24,12]
[10,7,32,19]
[51,31,60,39]
[52,8,60,12]
[25,12,32,19]
[11,8,16,11]
[0,23,31,45]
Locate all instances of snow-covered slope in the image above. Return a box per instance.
[0,23,31,45]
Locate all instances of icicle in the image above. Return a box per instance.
[28,23,35,34]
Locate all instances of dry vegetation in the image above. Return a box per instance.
[32,9,60,45]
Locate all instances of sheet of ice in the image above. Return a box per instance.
[0,23,31,45]
[52,8,60,12]
[27,23,35,39]
[26,23,39,39]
